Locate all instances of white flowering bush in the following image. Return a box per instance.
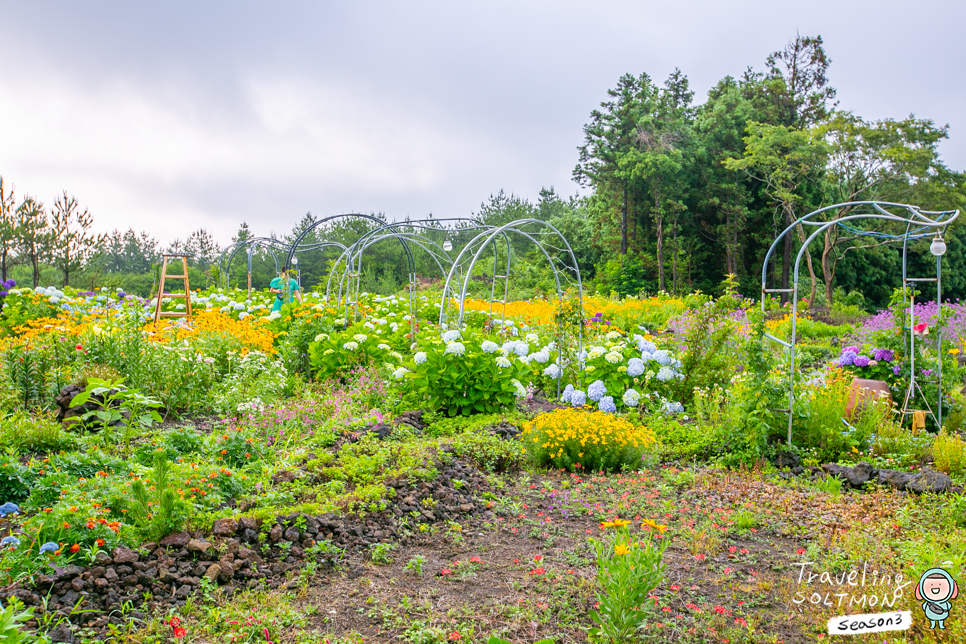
[401,338,527,416]
[211,350,290,415]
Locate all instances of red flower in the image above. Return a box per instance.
[70,544,80,553]
[448,633,461,641]
[173,626,186,638]
[796,548,805,555]
[74,344,83,350]
[529,567,545,575]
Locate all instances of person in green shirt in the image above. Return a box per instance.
[269,267,302,312]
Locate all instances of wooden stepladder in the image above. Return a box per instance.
[153,254,193,324]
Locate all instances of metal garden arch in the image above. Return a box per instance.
[761,201,960,446]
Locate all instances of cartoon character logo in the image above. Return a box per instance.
[916,567,958,629]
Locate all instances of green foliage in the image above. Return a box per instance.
[404,343,522,417]
[0,413,75,453]
[670,278,743,405]
[448,430,525,473]
[0,598,38,644]
[586,525,667,643]
[933,431,966,477]
[0,456,31,504]
[127,451,188,542]
[721,310,784,466]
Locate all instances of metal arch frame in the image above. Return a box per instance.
[327,218,492,343]
[438,218,585,394]
[760,201,960,446]
[220,237,291,294]
[283,212,390,270]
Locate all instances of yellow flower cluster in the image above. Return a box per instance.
[142,310,277,355]
[461,295,687,329]
[521,408,655,472]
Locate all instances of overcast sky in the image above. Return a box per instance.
[1,1,963,247]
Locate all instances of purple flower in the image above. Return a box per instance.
[0,291,7,298]
[838,350,858,366]
[117,291,127,299]
[4,280,14,288]
[844,345,860,354]
[854,355,870,367]
[893,365,902,376]
[873,348,894,362]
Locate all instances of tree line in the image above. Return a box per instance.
[570,33,966,307]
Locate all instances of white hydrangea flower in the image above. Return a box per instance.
[495,356,512,368]
[392,367,409,379]
[403,315,411,321]
[238,311,248,320]
[622,389,641,407]
[511,379,527,399]
[605,331,622,340]
[530,350,550,364]
[377,343,391,351]
[604,351,622,364]
[323,349,334,355]
[444,342,466,356]
[364,322,375,330]
[353,334,368,343]
[653,350,672,366]
[587,346,606,360]
[414,352,428,364]
[481,340,499,353]
[526,333,539,343]
[314,333,330,342]
[442,330,461,342]
[543,364,561,379]
[390,322,399,332]
[656,366,675,381]
[343,341,359,351]
[390,351,403,362]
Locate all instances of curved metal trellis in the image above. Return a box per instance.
[761,201,960,446]
[439,218,585,394]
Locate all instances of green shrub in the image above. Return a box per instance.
[403,340,524,417]
[0,414,75,453]
[933,431,966,477]
[0,456,31,504]
[449,431,525,472]
[128,451,189,542]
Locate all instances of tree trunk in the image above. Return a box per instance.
[671,214,679,295]
[31,255,40,288]
[822,227,837,306]
[780,211,793,303]
[620,185,628,255]
[655,194,665,292]
[794,222,818,309]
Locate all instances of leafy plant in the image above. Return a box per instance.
[127,451,188,542]
[404,555,426,576]
[0,598,39,644]
[68,378,162,455]
[403,339,524,417]
[586,523,667,643]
